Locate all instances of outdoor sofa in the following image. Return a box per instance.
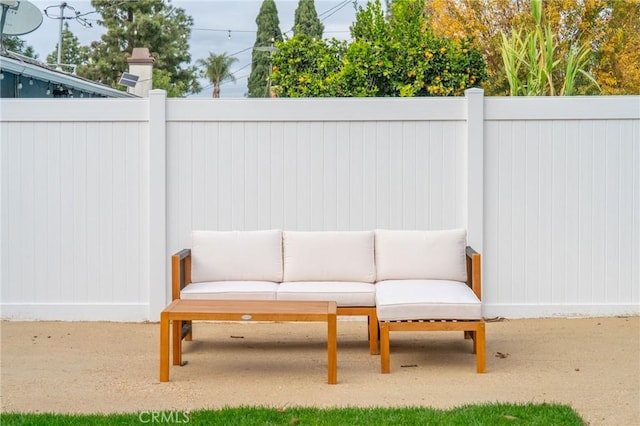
[171,229,486,373]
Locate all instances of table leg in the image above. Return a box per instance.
[172,319,182,366]
[160,312,170,382]
[369,310,380,355]
[327,312,337,384]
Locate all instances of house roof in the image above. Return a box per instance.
[0,50,136,98]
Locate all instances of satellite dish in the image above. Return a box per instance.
[1,0,43,36]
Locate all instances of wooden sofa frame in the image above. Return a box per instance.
[171,250,379,355]
[379,247,486,373]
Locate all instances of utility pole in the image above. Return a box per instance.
[254,40,277,98]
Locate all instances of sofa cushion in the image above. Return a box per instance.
[375,280,481,321]
[375,229,467,282]
[181,281,278,300]
[283,231,375,283]
[277,281,376,307]
[191,230,283,283]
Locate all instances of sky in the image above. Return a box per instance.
[17,0,360,97]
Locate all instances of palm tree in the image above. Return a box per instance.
[198,52,239,98]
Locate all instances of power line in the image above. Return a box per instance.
[318,0,353,19]
[319,1,354,22]
[282,0,354,38]
[228,45,253,57]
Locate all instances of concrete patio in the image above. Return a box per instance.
[1,316,638,425]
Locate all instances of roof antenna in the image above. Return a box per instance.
[44,2,94,70]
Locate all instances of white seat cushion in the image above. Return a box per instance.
[277,281,376,307]
[181,281,278,300]
[191,230,283,283]
[375,280,481,321]
[375,229,467,282]
[283,231,375,283]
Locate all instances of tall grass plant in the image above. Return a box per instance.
[500,0,598,96]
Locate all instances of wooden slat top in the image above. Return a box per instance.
[162,299,337,316]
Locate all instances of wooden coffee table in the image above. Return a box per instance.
[159,299,338,384]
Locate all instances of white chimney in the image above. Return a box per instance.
[126,47,155,97]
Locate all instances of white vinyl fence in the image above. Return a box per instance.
[483,98,639,317]
[1,90,638,321]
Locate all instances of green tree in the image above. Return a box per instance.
[2,36,38,58]
[248,0,283,97]
[46,22,90,72]
[198,52,239,98]
[152,69,187,97]
[294,0,324,38]
[79,0,199,97]
[271,35,347,97]
[341,0,394,96]
[271,0,485,97]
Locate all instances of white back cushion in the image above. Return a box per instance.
[191,230,283,283]
[375,229,467,282]
[283,231,375,283]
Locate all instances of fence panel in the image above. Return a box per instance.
[483,97,640,317]
[1,100,150,320]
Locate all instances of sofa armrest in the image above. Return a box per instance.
[171,249,192,300]
[465,246,482,300]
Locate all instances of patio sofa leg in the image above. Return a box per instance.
[369,309,380,355]
[476,323,486,373]
[380,322,391,374]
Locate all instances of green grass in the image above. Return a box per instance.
[1,403,585,426]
